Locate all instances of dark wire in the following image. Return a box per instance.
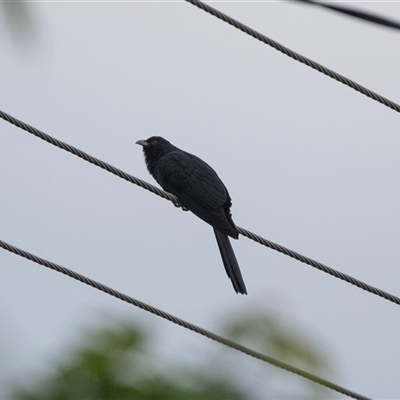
[0,239,371,400]
[1,109,400,308]
[294,0,400,31]
[237,226,400,306]
[184,0,400,114]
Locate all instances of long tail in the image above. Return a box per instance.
[213,228,247,295]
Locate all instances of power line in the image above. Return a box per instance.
[184,0,400,114]
[237,226,400,305]
[1,109,400,308]
[0,110,179,205]
[295,0,400,31]
[0,239,371,400]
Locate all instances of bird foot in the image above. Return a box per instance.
[173,200,189,212]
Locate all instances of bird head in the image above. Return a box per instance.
[135,136,173,158]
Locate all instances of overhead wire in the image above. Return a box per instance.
[1,5,398,398]
[294,0,400,31]
[1,109,400,308]
[183,0,400,114]
[0,239,371,400]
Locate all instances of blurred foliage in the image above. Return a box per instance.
[224,310,334,396]
[10,320,247,400]
[10,308,334,400]
[1,0,36,46]
[226,311,332,372]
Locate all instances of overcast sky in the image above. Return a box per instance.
[1,1,400,398]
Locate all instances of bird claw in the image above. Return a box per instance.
[173,200,189,212]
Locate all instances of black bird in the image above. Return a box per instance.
[136,136,247,295]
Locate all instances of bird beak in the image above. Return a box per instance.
[135,139,149,147]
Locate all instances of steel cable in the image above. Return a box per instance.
[0,239,371,400]
[295,0,400,31]
[184,0,400,114]
[0,111,180,207]
[236,226,400,306]
[1,109,400,308]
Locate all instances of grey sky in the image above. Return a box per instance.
[1,1,400,398]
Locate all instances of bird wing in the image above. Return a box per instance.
[155,150,228,210]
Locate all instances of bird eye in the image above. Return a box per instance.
[151,139,158,145]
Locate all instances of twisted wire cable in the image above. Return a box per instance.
[0,239,371,400]
[0,110,180,207]
[295,0,400,31]
[236,226,400,306]
[2,109,400,308]
[184,0,400,114]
